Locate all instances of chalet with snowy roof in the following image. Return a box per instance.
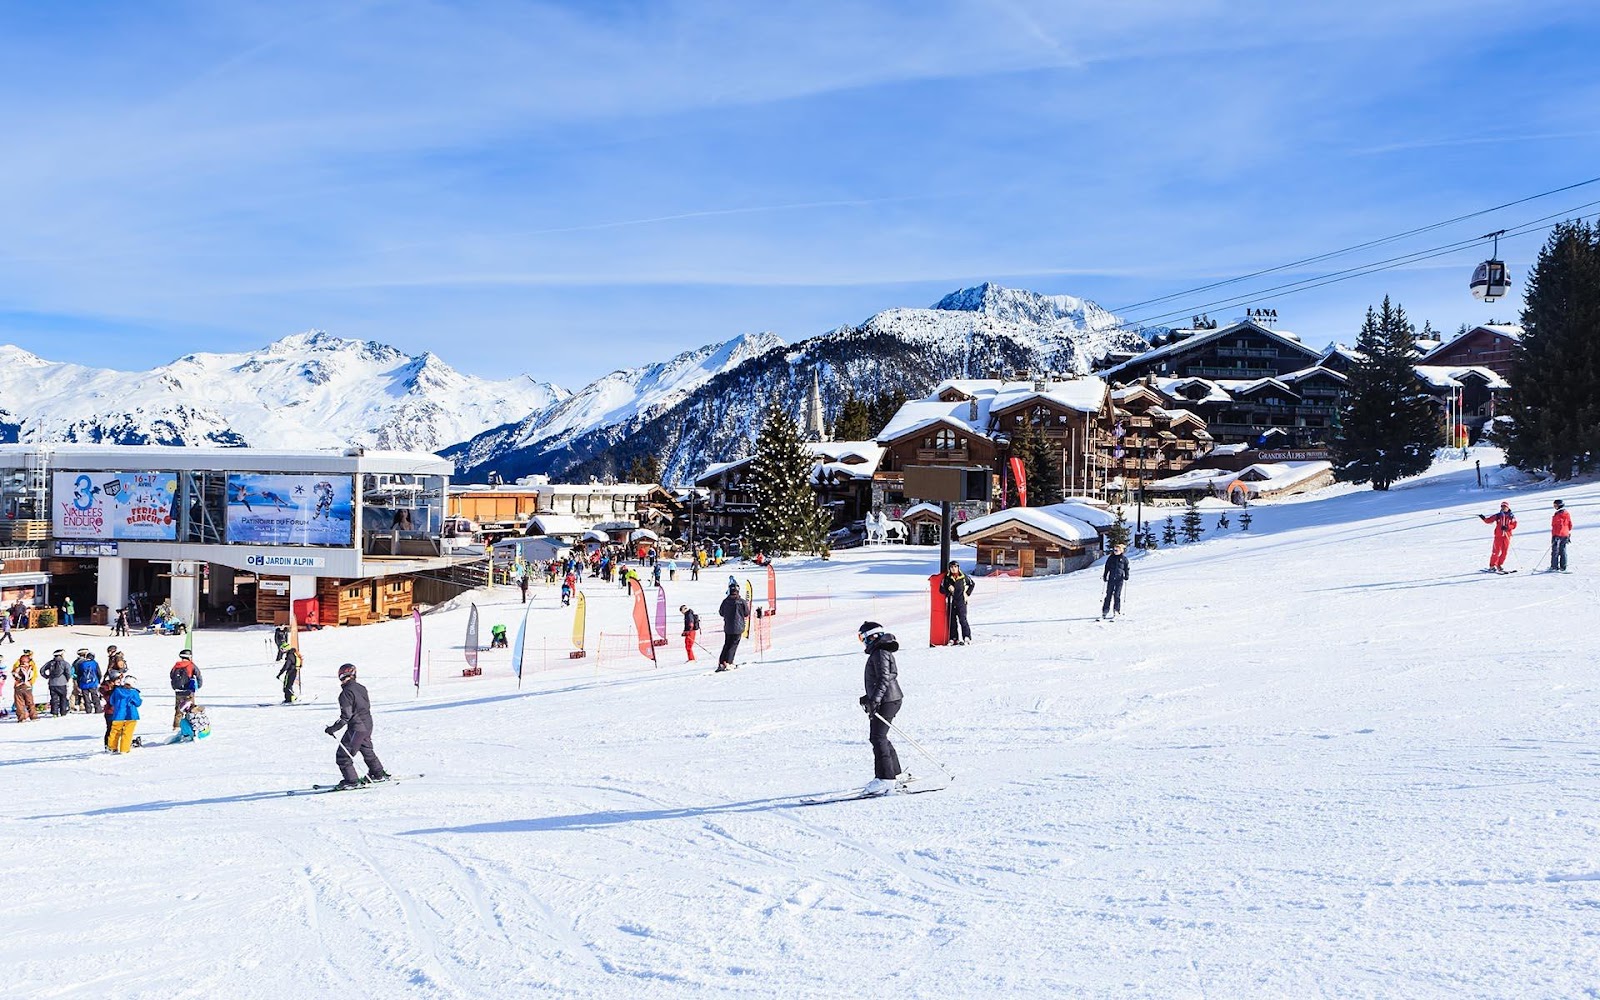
[1106,379,1214,486]
[1101,318,1341,447]
[1418,324,1522,379]
[1317,345,1510,440]
[954,500,1116,576]
[873,376,1125,514]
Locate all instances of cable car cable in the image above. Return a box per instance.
[1105,175,1600,315]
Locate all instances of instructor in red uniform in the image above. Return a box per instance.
[1550,499,1571,572]
[1480,501,1517,574]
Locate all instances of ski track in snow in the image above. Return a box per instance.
[3,450,1600,998]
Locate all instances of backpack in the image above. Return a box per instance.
[686,611,701,632]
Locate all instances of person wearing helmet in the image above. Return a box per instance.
[1479,501,1517,573]
[857,621,906,796]
[107,673,142,754]
[169,650,202,730]
[1550,499,1572,572]
[324,664,389,790]
[10,652,37,722]
[715,581,749,673]
[679,604,700,662]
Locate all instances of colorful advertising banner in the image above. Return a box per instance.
[226,473,354,547]
[52,472,179,540]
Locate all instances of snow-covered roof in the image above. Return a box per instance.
[1157,377,1234,405]
[694,457,755,485]
[898,501,945,520]
[1100,320,1319,380]
[956,501,1113,544]
[1278,366,1349,387]
[1412,365,1511,391]
[878,377,1108,445]
[807,441,884,483]
[529,514,589,536]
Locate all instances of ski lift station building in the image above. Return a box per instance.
[0,444,455,630]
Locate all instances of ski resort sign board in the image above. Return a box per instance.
[52,472,179,541]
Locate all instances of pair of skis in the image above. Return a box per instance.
[797,776,949,806]
[284,773,424,796]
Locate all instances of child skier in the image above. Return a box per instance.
[324,664,390,790]
[172,699,210,742]
[679,604,700,661]
[1551,499,1571,572]
[277,646,301,704]
[107,673,142,754]
[857,621,906,796]
[1479,501,1517,573]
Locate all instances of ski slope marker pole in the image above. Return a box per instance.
[872,711,955,782]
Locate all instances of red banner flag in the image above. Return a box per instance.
[630,580,657,664]
[1009,456,1028,507]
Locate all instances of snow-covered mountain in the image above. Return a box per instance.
[451,283,1149,484]
[0,332,567,453]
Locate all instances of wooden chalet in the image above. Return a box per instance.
[1418,324,1522,378]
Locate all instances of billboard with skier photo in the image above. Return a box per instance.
[51,471,179,540]
[226,473,355,547]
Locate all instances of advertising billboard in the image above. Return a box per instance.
[52,472,179,541]
[226,473,355,547]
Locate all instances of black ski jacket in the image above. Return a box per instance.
[1103,553,1130,583]
[940,572,974,610]
[329,680,373,734]
[862,631,904,709]
[681,609,700,634]
[718,593,749,635]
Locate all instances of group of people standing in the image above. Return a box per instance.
[1478,498,1575,573]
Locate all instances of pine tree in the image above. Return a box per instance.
[1104,505,1131,549]
[623,454,661,484]
[747,404,829,555]
[832,392,872,441]
[1505,220,1600,479]
[1180,497,1205,543]
[1026,424,1064,506]
[866,390,910,439]
[1333,296,1440,490]
[1161,516,1178,546]
[1239,509,1252,531]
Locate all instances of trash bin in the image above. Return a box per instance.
[90,604,109,626]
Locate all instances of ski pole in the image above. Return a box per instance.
[872,711,955,782]
[327,728,354,764]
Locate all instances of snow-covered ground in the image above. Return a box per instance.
[3,450,1597,998]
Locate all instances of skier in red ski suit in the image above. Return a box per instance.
[1480,501,1517,572]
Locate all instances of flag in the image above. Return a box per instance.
[571,592,587,658]
[743,581,754,639]
[411,607,423,693]
[1009,456,1028,507]
[511,595,534,687]
[653,584,667,643]
[766,565,777,615]
[465,603,479,671]
[630,580,656,663]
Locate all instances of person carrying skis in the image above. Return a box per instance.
[1479,501,1517,573]
[10,653,36,722]
[324,663,390,790]
[76,651,103,715]
[679,604,700,661]
[1101,544,1131,620]
[277,645,302,704]
[169,650,202,730]
[106,673,141,754]
[44,649,73,716]
[857,621,906,796]
[1551,499,1572,572]
[939,561,975,645]
[716,581,749,673]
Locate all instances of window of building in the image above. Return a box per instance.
[934,429,956,449]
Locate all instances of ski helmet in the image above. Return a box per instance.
[337,663,357,682]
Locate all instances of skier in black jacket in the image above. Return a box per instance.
[1101,544,1130,620]
[939,561,975,645]
[858,621,905,795]
[716,583,749,673]
[324,663,389,789]
[276,646,301,704]
[679,605,701,662]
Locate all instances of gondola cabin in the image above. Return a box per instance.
[1470,259,1511,302]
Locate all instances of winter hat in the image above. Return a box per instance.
[678,605,688,613]
[53,649,64,655]
[858,621,883,640]
[178,649,193,658]
[118,674,135,686]
[1500,501,1510,509]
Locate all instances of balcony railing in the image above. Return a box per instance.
[914,449,970,462]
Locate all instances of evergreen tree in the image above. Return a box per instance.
[1505,220,1600,479]
[1104,505,1131,549]
[624,453,661,484]
[747,404,829,555]
[1333,296,1440,490]
[1161,516,1178,546]
[866,389,910,439]
[1180,496,1205,543]
[832,392,872,441]
[1026,424,1064,506]
[1239,508,1252,532]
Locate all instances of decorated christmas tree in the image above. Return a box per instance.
[747,404,829,555]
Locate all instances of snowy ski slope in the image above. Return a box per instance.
[2,451,1596,998]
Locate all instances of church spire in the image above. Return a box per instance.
[802,368,828,442]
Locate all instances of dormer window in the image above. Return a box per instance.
[934,429,957,449]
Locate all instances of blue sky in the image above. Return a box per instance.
[2,1,1597,387]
